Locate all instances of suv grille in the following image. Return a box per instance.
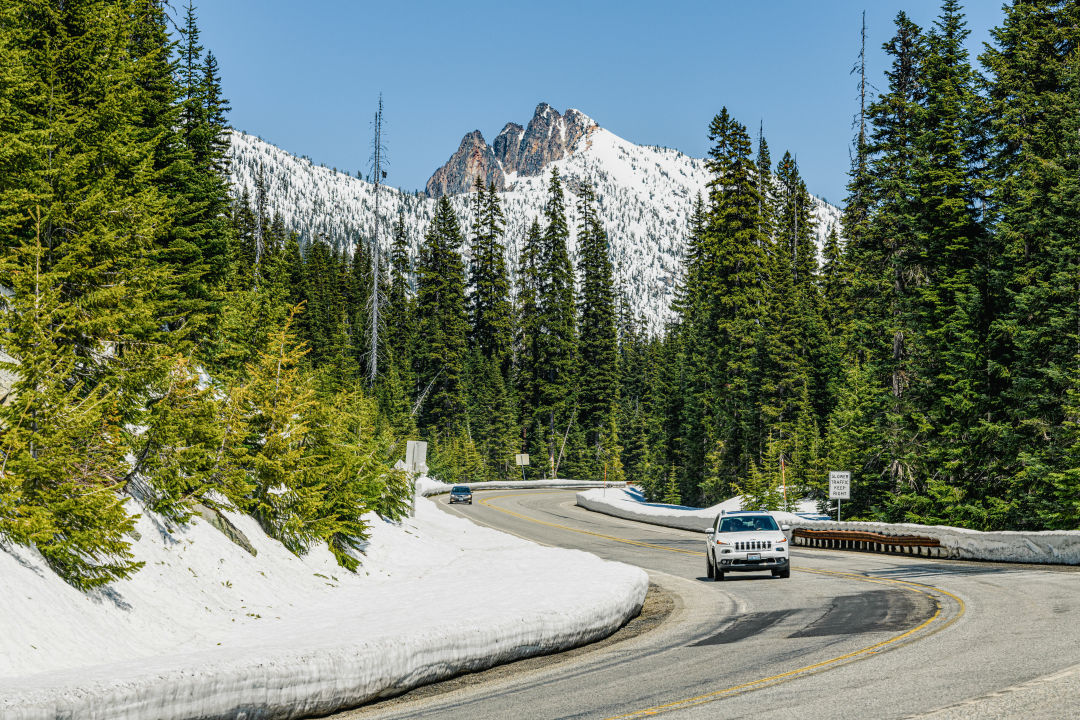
[735,540,772,551]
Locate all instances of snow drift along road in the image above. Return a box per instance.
[0,493,647,720]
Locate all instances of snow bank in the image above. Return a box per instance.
[576,487,1080,565]
[0,495,647,719]
[785,519,1080,565]
[417,477,627,496]
[575,486,818,532]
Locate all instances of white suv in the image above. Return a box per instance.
[705,510,791,580]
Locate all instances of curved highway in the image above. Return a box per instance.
[336,489,1080,720]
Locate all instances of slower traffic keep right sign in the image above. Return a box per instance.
[829,471,850,521]
[828,471,851,500]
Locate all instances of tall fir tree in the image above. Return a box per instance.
[414,196,468,433]
[515,218,543,456]
[982,0,1080,528]
[575,180,620,477]
[532,169,578,473]
[693,108,767,494]
[895,0,989,524]
[467,180,513,368]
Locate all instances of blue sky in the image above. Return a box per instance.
[198,1,1005,205]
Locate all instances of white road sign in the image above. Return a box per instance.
[405,440,428,475]
[829,471,851,500]
[514,453,530,466]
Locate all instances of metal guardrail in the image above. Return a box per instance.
[792,527,944,557]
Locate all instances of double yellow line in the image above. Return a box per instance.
[477,491,966,719]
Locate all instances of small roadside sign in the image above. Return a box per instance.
[405,440,428,475]
[828,471,851,500]
[829,470,851,522]
[514,454,530,466]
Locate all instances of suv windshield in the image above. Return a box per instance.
[719,515,779,533]
[451,487,470,493]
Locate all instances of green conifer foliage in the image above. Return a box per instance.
[979,0,1080,528]
[467,180,513,368]
[128,354,224,522]
[576,180,620,474]
[695,108,767,490]
[0,219,142,588]
[533,169,578,446]
[386,211,415,386]
[755,127,775,243]
[306,379,406,570]
[237,308,324,554]
[514,219,543,444]
[662,465,682,505]
[774,152,818,289]
[857,13,928,510]
[904,0,989,521]
[414,197,468,433]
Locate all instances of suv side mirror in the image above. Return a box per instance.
[781,524,791,531]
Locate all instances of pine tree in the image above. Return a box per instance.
[774,151,818,289]
[306,379,408,569]
[0,214,142,588]
[127,354,225,523]
[514,218,543,448]
[694,108,767,491]
[385,211,416,396]
[662,465,682,505]
[982,0,1080,528]
[467,180,513,368]
[576,180,619,474]
[905,0,989,522]
[237,307,324,554]
[534,168,578,447]
[755,125,775,244]
[414,196,467,433]
[858,12,928,509]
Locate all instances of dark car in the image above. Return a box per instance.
[449,485,473,504]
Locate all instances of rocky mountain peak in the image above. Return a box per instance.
[426,103,598,198]
[425,130,506,199]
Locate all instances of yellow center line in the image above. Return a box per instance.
[478,492,702,555]
[476,490,967,720]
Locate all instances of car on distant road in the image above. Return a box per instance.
[449,485,473,505]
[705,510,790,580]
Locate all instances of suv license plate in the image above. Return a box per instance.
[747,553,760,561]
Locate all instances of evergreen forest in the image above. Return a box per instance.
[2,0,1080,590]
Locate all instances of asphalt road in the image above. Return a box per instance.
[335,489,1080,720]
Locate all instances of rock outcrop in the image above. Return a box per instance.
[426,103,597,197]
[492,122,524,176]
[425,130,506,199]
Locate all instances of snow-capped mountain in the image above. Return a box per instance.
[228,104,841,332]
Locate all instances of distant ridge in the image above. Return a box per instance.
[228,109,841,332]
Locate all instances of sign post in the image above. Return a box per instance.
[828,470,851,522]
[405,441,428,518]
[514,453,530,482]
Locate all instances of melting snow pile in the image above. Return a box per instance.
[0,496,648,720]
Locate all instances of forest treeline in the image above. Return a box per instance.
[1,1,1079,590]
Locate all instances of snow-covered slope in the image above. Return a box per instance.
[1,495,647,719]
[229,118,841,332]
